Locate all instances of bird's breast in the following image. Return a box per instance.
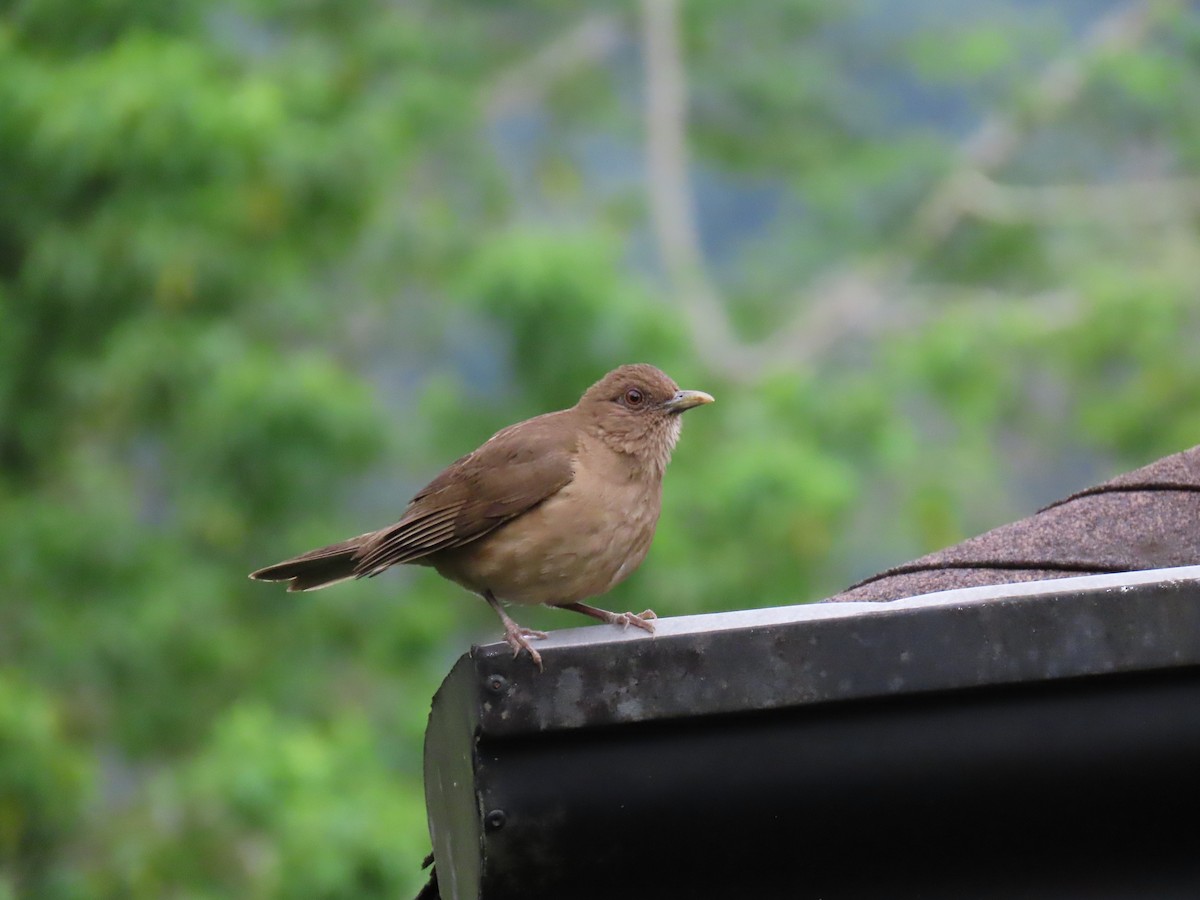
[431,461,663,606]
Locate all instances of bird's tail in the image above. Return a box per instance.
[249,532,376,592]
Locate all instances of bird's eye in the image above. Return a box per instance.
[623,388,644,406]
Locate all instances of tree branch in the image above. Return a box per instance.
[485,14,624,120]
[907,0,1168,251]
[957,172,1200,225]
[639,0,759,377]
[639,0,1176,382]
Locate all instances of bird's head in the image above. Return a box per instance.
[578,363,714,475]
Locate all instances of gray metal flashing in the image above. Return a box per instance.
[424,567,1200,899]
[464,565,1200,736]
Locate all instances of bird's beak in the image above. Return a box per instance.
[663,389,715,414]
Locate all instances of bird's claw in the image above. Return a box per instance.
[503,625,549,670]
[614,610,656,633]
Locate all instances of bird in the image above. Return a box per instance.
[250,363,714,669]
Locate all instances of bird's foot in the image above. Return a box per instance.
[484,590,549,671]
[619,614,657,633]
[557,601,657,634]
[613,609,657,633]
[503,623,549,670]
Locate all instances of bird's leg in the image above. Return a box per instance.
[557,601,657,634]
[483,590,548,670]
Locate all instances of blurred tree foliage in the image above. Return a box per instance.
[2,0,1199,895]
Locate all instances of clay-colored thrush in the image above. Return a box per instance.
[250,364,713,668]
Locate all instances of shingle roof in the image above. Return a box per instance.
[827,444,1200,603]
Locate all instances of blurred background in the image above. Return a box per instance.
[2,0,1200,895]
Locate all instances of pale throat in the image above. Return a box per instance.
[596,415,682,478]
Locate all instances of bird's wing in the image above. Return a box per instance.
[353,411,577,577]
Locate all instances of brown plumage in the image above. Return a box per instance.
[250,363,713,668]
